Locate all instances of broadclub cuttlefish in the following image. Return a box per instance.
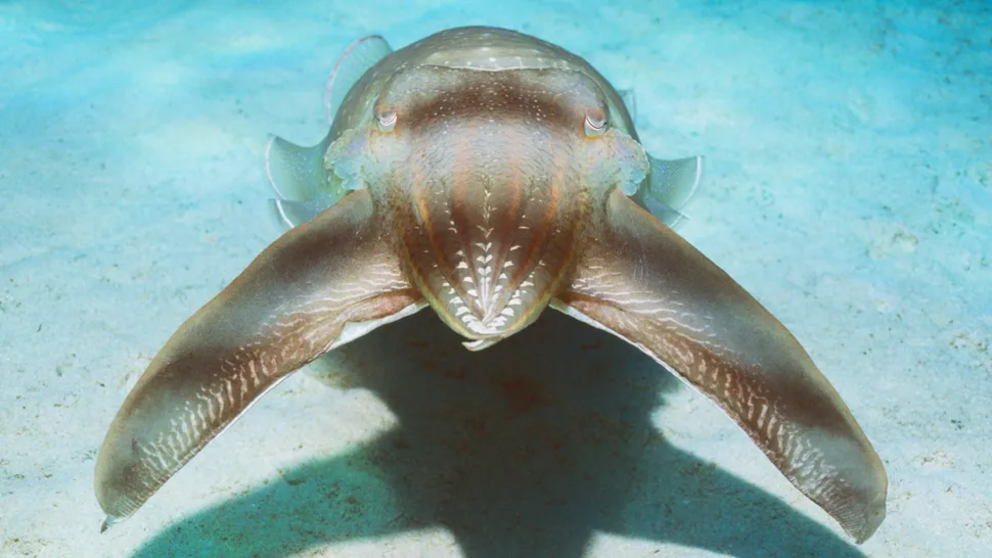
[95,26,887,543]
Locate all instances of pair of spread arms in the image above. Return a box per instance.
[96,26,886,543]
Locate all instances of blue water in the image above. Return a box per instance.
[1,1,989,556]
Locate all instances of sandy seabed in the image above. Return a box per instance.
[1,1,989,557]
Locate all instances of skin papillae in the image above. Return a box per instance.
[95,26,887,543]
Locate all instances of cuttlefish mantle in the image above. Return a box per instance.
[95,26,887,543]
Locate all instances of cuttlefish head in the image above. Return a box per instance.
[327,66,650,348]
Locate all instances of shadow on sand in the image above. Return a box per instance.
[133,309,863,557]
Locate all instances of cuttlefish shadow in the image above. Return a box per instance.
[133,310,864,558]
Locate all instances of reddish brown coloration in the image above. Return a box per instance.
[96,27,886,545]
[554,190,887,542]
[95,191,423,524]
[389,70,596,342]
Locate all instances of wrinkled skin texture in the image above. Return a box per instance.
[96,26,886,543]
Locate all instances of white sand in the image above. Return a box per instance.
[1,1,989,556]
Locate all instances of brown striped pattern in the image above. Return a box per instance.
[554,190,888,543]
[389,70,593,342]
[95,191,423,522]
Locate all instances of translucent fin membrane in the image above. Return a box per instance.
[325,35,393,125]
[270,198,329,229]
[619,88,637,124]
[264,134,333,201]
[638,155,703,228]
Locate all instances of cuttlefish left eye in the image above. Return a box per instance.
[375,104,397,133]
[584,108,608,138]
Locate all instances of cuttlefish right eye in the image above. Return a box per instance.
[583,107,608,138]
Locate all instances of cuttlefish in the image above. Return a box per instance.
[95,26,887,542]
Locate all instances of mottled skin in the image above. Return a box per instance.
[95,27,887,543]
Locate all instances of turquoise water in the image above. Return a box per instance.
[1,1,989,556]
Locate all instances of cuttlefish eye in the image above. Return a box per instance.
[375,104,397,132]
[584,108,608,138]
